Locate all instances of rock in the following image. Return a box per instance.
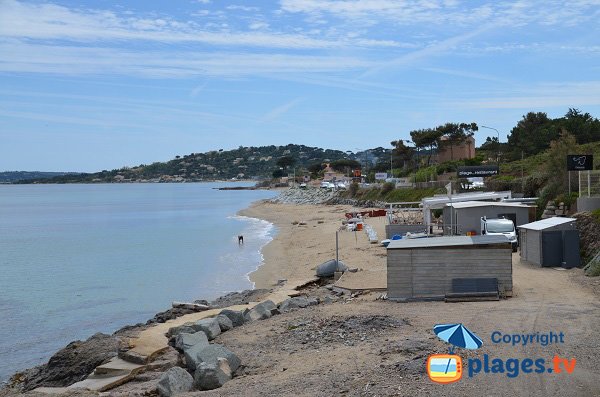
[218,309,245,327]
[184,343,241,373]
[167,324,196,338]
[279,297,319,312]
[9,333,118,392]
[210,289,271,308]
[194,299,209,306]
[193,358,231,390]
[175,332,209,352]
[244,301,275,322]
[216,315,233,332]
[157,367,194,397]
[323,295,339,304]
[192,318,221,340]
[195,344,241,372]
[119,349,148,365]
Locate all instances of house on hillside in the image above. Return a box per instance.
[322,164,347,182]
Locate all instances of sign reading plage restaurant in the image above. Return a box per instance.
[457,165,499,177]
[567,155,593,171]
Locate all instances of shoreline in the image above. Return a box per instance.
[239,199,388,290]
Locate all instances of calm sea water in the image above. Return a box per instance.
[0,183,277,381]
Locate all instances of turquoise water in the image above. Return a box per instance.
[0,183,276,381]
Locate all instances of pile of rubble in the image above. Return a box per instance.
[269,188,339,205]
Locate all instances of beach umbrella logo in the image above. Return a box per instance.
[433,323,483,352]
[427,324,482,384]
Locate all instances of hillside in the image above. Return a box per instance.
[18,144,356,184]
[0,171,78,184]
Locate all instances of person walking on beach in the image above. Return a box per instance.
[238,235,244,244]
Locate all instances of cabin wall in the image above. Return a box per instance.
[387,246,512,300]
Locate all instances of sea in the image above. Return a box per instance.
[0,182,277,382]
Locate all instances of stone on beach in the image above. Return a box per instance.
[216,314,234,332]
[218,309,246,327]
[195,344,241,372]
[157,367,194,397]
[175,332,209,352]
[167,324,196,338]
[316,259,348,277]
[193,358,231,390]
[192,318,221,340]
[184,343,241,373]
[243,300,276,322]
[279,296,319,312]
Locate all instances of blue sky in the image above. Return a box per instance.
[1,0,599,172]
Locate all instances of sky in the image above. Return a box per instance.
[1,0,599,172]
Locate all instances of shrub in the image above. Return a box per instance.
[381,182,395,194]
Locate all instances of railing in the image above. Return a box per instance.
[578,170,600,197]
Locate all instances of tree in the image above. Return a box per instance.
[330,159,361,172]
[390,140,414,168]
[507,112,557,157]
[276,156,296,169]
[272,169,284,178]
[559,108,600,144]
[410,128,443,165]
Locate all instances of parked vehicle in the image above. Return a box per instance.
[481,217,518,252]
[320,181,335,189]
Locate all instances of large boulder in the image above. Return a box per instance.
[197,344,241,372]
[193,358,231,390]
[157,367,194,397]
[192,318,221,340]
[8,333,118,392]
[167,324,196,338]
[175,331,209,352]
[244,300,276,322]
[279,296,319,312]
[218,309,245,327]
[216,315,233,332]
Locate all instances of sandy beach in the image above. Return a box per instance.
[4,198,600,396]
[240,201,388,289]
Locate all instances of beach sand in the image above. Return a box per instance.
[240,201,388,289]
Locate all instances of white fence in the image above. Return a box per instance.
[577,170,600,197]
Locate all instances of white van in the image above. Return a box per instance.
[481,217,518,252]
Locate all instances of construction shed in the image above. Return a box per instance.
[442,201,536,235]
[387,235,513,301]
[518,217,580,268]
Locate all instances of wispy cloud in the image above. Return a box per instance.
[0,41,372,77]
[260,97,305,122]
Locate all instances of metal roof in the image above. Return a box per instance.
[518,217,576,231]
[387,235,511,249]
[445,201,533,209]
[421,191,512,209]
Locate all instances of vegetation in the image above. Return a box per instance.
[0,171,77,183]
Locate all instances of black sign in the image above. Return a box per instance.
[457,165,499,177]
[567,155,593,171]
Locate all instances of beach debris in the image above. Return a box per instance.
[244,300,276,322]
[218,309,245,327]
[157,367,193,397]
[279,296,319,312]
[192,318,221,341]
[194,358,232,390]
[323,295,340,304]
[216,315,234,332]
[174,332,209,352]
[276,278,288,286]
[172,301,210,311]
[316,259,348,278]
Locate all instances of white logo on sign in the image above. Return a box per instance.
[573,156,587,166]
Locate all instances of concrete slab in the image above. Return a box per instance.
[334,270,387,291]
